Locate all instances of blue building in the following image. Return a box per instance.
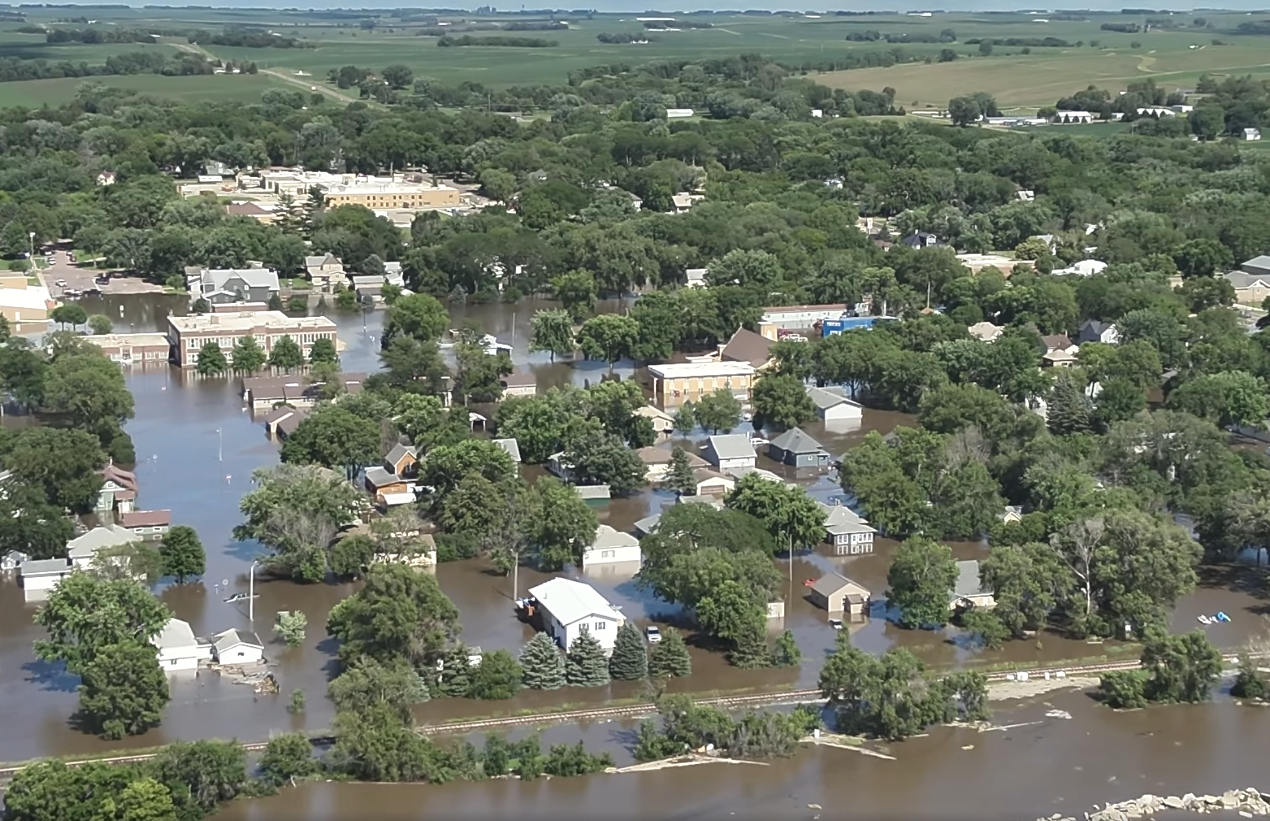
[819,316,895,337]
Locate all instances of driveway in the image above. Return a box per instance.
[41,249,164,298]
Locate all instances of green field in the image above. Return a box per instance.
[3,8,1270,106]
[0,73,289,108]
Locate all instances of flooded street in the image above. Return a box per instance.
[1,291,1269,808]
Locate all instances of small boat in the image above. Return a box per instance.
[803,578,817,587]
[1215,611,1231,623]
[1197,615,1212,625]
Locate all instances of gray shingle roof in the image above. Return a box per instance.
[1226,269,1270,289]
[592,524,639,550]
[206,268,279,291]
[67,524,137,561]
[1241,255,1270,274]
[20,558,71,577]
[819,501,875,535]
[364,466,397,488]
[494,438,522,463]
[720,327,775,367]
[806,385,858,411]
[213,628,263,656]
[528,577,622,625]
[154,618,198,651]
[633,513,661,535]
[706,434,756,462]
[385,443,419,468]
[810,572,869,601]
[769,427,824,455]
[952,560,987,600]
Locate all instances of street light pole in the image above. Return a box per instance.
[27,231,34,266]
[249,561,257,625]
[217,427,222,462]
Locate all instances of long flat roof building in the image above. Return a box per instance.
[167,310,339,369]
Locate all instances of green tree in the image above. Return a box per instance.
[948,95,982,127]
[35,574,170,673]
[771,629,801,667]
[259,732,319,785]
[695,389,742,433]
[382,292,448,346]
[751,373,816,430]
[436,644,475,697]
[1,426,106,512]
[664,446,697,496]
[551,269,598,321]
[529,309,575,362]
[87,315,113,335]
[886,536,958,628]
[608,622,648,681]
[1098,669,1148,708]
[230,335,265,374]
[280,404,382,480]
[309,336,339,365]
[327,563,461,671]
[328,655,430,721]
[267,335,304,371]
[725,474,825,556]
[468,650,524,699]
[673,401,696,433]
[195,342,227,375]
[564,432,647,496]
[1093,378,1147,429]
[980,541,1067,637]
[150,739,248,814]
[76,640,170,739]
[529,476,599,569]
[289,689,306,714]
[648,628,692,678]
[576,314,639,371]
[51,303,88,329]
[157,525,205,583]
[1046,369,1092,436]
[959,609,1009,649]
[275,610,307,647]
[106,777,178,821]
[520,632,567,690]
[566,630,611,687]
[1167,370,1269,428]
[42,349,134,432]
[1140,628,1223,704]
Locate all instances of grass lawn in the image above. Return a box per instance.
[0,73,290,108]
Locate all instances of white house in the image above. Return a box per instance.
[684,268,708,288]
[18,558,72,592]
[2,549,29,573]
[703,434,757,471]
[819,500,876,556]
[67,524,139,570]
[582,525,642,568]
[527,577,626,653]
[967,321,1004,343]
[1053,259,1108,277]
[1244,128,1262,141]
[805,385,864,423]
[153,618,213,672]
[211,628,265,664]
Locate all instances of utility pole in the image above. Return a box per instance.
[249,561,258,625]
[217,427,222,462]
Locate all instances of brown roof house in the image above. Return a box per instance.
[1041,334,1078,368]
[274,408,309,440]
[364,444,421,503]
[719,327,775,369]
[97,463,138,515]
[500,369,537,398]
[808,572,871,617]
[635,446,708,482]
[118,510,171,539]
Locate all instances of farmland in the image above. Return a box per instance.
[0,73,288,108]
[2,7,1270,107]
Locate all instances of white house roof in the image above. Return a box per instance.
[20,557,71,577]
[952,560,988,600]
[528,577,623,626]
[0,285,53,312]
[212,628,264,656]
[592,524,640,550]
[967,321,1004,342]
[67,524,137,561]
[493,438,522,463]
[205,268,280,291]
[154,618,199,652]
[706,434,757,462]
[819,501,876,535]
[806,385,861,411]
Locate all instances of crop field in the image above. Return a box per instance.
[2,8,1270,106]
[0,73,287,108]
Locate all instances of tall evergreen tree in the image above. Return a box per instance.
[520,632,566,690]
[649,628,692,679]
[436,644,474,697]
[664,447,697,497]
[565,630,610,687]
[1046,370,1093,436]
[608,622,648,681]
[771,629,801,667]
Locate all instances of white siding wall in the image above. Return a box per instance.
[581,544,642,568]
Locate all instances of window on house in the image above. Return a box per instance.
[594,621,607,631]
[601,550,614,559]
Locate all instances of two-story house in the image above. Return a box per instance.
[304,254,345,292]
[185,266,280,306]
[818,500,876,556]
[363,444,420,503]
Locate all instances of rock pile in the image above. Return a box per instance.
[1036,789,1270,821]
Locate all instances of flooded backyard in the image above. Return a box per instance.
[1,292,1268,770]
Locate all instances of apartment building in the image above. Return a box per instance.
[167,310,338,368]
[252,170,461,210]
[646,361,755,405]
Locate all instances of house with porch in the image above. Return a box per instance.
[818,500,876,555]
[97,463,138,515]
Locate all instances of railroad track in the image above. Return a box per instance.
[0,654,1246,787]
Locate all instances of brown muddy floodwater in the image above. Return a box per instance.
[219,690,1270,821]
[3,291,1270,811]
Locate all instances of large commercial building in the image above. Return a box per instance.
[251,170,461,211]
[84,332,171,366]
[167,310,338,368]
[646,361,755,405]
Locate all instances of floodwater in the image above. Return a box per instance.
[1,292,1268,768]
[220,689,1270,821]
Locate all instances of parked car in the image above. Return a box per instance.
[54,279,66,287]
[828,619,843,631]
[646,625,661,644]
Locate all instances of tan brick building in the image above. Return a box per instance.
[167,310,338,368]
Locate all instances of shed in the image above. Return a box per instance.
[767,427,830,468]
[805,385,863,423]
[807,572,871,616]
[212,628,265,664]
